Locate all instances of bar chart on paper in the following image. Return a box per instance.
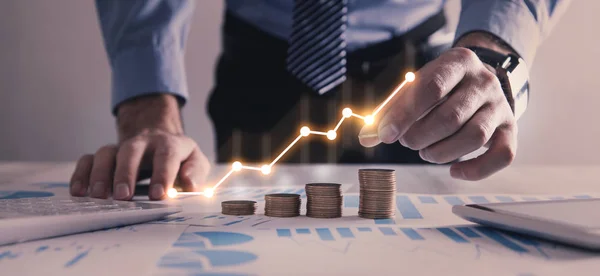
[152,192,600,276]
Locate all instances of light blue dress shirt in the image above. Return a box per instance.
[95,0,569,112]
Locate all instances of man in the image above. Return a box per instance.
[70,0,569,200]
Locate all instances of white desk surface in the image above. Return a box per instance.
[1,162,600,275]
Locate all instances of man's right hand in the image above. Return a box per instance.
[69,94,210,200]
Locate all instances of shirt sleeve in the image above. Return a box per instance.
[95,0,195,114]
[455,0,571,65]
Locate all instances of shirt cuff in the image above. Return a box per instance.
[110,44,188,114]
[454,0,540,65]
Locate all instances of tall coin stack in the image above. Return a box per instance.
[221,200,257,216]
[358,169,396,219]
[264,193,301,217]
[305,183,343,218]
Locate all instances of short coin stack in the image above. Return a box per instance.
[358,169,396,219]
[221,200,257,216]
[264,193,301,217]
[305,183,343,218]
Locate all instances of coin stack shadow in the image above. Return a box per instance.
[221,200,257,215]
[264,193,301,217]
[305,183,343,218]
[358,169,396,219]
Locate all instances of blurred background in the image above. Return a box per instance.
[0,0,598,165]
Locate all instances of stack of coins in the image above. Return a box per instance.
[264,193,301,217]
[305,183,343,218]
[221,200,257,215]
[358,169,396,219]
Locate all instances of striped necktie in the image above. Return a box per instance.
[287,0,348,94]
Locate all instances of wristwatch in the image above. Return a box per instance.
[467,46,530,120]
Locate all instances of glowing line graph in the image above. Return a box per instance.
[168,72,416,199]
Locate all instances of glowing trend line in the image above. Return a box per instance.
[333,117,345,132]
[270,134,303,167]
[169,72,415,198]
[372,79,408,116]
[351,113,365,120]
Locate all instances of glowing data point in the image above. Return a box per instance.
[326,130,337,140]
[342,108,353,118]
[231,161,243,172]
[204,188,214,198]
[405,72,415,82]
[167,188,178,199]
[364,115,375,125]
[300,126,311,137]
[261,165,272,175]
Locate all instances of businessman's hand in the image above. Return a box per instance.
[70,94,210,200]
[359,33,518,181]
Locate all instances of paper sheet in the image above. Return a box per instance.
[2,182,600,275]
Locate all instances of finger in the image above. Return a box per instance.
[149,136,195,200]
[178,148,211,192]
[400,70,499,150]
[89,145,118,198]
[419,105,501,164]
[450,125,517,181]
[113,139,148,200]
[358,123,381,147]
[70,154,94,196]
[377,48,481,144]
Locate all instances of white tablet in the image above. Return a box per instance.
[452,198,600,250]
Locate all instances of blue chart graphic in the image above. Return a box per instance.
[31,182,69,190]
[158,231,258,274]
[0,191,54,199]
[274,225,552,256]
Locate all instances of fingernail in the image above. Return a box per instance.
[151,184,165,199]
[91,182,105,197]
[71,181,82,195]
[451,167,465,180]
[419,150,430,162]
[378,124,400,143]
[114,183,130,200]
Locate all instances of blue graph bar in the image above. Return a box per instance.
[203,215,217,219]
[549,196,565,200]
[418,196,438,204]
[224,218,249,226]
[444,196,465,206]
[400,228,424,240]
[456,227,481,238]
[316,228,335,241]
[282,188,296,193]
[503,232,539,246]
[574,195,592,199]
[336,228,355,238]
[438,228,469,243]
[476,227,528,253]
[379,227,397,236]
[344,195,359,208]
[396,195,423,219]
[495,196,514,202]
[296,228,310,234]
[277,229,292,237]
[357,227,372,232]
[522,197,539,201]
[468,196,489,204]
[374,219,396,225]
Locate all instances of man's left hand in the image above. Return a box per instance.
[359,38,518,181]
